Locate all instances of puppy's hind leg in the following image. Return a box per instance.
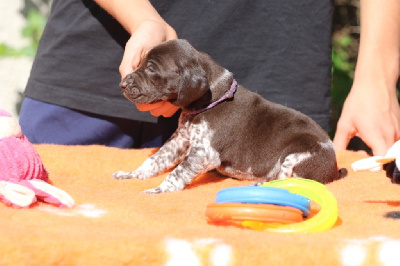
[113,129,190,180]
[278,152,312,179]
[251,152,313,187]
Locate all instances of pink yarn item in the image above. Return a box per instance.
[0,110,12,117]
[0,109,74,208]
[20,179,66,207]
[0,195,34,209]
[0,135,48,183]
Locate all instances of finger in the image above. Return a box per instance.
[356,150,369,156]
[333,121,356,152]
[119,55,138,79]
[364,138,388,157]
[119,43,143,79]
[363,132,391,156]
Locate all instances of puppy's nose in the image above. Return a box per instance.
[120,74,134,89]
[119,80,129,89]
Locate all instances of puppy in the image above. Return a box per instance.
[113,39,345,193]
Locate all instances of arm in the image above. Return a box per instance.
[333,0,400,155]
[94,0,179,117]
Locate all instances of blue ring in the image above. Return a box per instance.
[215,186,310,217]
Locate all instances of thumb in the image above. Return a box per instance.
[119,41,144,79]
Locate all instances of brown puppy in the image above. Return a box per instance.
[113,39,344,193]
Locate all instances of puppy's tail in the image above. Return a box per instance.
[338,168,348,179]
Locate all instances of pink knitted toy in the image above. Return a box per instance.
[0,109,74,208]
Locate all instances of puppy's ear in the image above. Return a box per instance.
[176,65,210,107]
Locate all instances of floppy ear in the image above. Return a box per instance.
[176,64,210,108]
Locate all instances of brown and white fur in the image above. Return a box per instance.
[113,39,345,193]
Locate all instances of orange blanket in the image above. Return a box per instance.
[1,145,400,265]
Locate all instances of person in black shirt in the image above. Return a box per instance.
[19,0,400,155]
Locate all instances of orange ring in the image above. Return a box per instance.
[205,202,303,226]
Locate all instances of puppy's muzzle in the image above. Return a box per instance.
[120,75,140,100]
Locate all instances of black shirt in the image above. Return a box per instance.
[25,0,333,131]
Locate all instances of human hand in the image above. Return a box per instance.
[119,18,177,78]
[119,19,178,117]
[333,0,400,156]
[333,81,400,156]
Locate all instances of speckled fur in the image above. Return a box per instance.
[113,39,344,193]
[113,114,222,193]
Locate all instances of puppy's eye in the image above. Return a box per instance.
[146,62,156,73]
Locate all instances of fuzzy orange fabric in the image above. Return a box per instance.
[1,145,400,265]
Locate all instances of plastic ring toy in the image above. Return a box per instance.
[206,202,303,226]
[215,186,310,217]
[242,178,338,233]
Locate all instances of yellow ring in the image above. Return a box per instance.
[242,178,338,232]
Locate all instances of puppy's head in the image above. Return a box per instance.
[120,39,223,109]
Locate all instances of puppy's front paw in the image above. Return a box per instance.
[142,187,164,194]
[142,180,185,193]
[112,171,143,180]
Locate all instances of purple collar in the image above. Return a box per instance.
[185,79,238,115]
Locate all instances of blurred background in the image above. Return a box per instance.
[0,0,360,136]
[0,0,50,117]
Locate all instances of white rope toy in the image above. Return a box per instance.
[351,141,400,172]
